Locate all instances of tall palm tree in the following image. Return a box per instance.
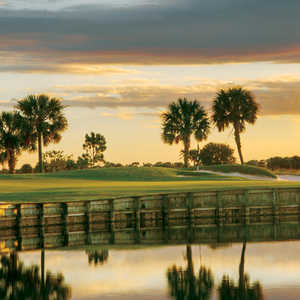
[161,98,210,168]
[0,111,27,174]
[16,94,68,173]
[212,87,259,164]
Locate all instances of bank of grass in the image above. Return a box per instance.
[0,167,298,203]
[198,164,277,178]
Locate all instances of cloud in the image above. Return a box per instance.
[54,76,300,115]
[0,50,139,74]
[2,76,300,116]
[0,0,300,72]
[100,111,134,120]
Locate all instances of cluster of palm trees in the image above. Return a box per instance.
[161,87,259,167]
[0,94,67,174]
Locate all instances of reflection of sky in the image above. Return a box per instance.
[18,241,300,300]
[0,0,164,10]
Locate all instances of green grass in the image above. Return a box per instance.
[198,164,277,178]
[0,167,298,203]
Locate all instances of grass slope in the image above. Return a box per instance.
[198,164,277,178]
[0,167,297,203]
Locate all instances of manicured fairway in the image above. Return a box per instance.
[0,167,300,203]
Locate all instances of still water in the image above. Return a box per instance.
[3,239,300,299]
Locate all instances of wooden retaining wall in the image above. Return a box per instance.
[1,188,300,252]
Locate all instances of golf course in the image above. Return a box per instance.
[1,166,300,203]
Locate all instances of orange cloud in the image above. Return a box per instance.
[52,76,300,115]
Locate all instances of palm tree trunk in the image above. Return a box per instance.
[183,138,190,168]
[234,124,244,164]
[8,149,16,174]
[38,132,44,173]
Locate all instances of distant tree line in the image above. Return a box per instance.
[247,156,300,170]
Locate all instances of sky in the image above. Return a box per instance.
[1,0,300,166]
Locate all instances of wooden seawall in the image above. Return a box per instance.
[1,187,300,252]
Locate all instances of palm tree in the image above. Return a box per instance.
[167,245,214,300]
[16,94,68,173]
[161,98,210,168]
[212,87,259,164]
[0,111,27,174]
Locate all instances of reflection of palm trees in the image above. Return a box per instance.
[86,249,109,266]
[0,252,71,299]
[167,245,214,300]
[218,242,264,300]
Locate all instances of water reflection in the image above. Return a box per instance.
[218,242,264,300]
[86,248,109,266]
[167,245,214,300]
[167,242,265,300]
[0,252,71,300]
[2,213,300,299]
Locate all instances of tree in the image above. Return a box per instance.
[43,150,73,172]
[188,145,201,168]
[82,132,106,167]
[199,143,235,165]
[161,98,210,168]
[16,94,68,173]
[0,111,28,174]
[76,155,89,169]
[212,88,259,164]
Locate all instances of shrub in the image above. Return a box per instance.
[19,163,33,174]
[200,143,235,165]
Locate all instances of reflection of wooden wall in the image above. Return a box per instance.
[1,188,300,252]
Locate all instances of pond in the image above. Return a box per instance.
[2,222,300,300]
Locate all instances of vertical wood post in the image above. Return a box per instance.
[296,189,300,223]
[109,199,115,244]
[85,201,91,245]
[216,192,223,226]
[16,204,22,251]
[134,197,141,243]
[39,203,44,249]
[243,191,250,225]
[186,192,194,243]
[162,195,169,243]
[272,189,279,240]
[62,203,69,246]
[272,189,280,225]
